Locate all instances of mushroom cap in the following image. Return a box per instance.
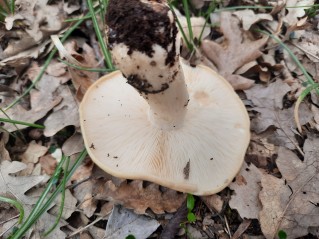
[80,61,250,195]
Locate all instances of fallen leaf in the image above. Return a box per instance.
[88,226,105,239]
[190,0,204,9]
[50,189,77,220]
[94,180,186,214]
[233,10,273,31]
[201,194,223,213]
[175,9,210,41]
[229,162,263,219]
[63,40,98,100]
[283,0,314,26]
[245,80,313,149]
[44,85,80,137]
[201,12,268,90]
[259,138,319,238]
[62,132,85,156]
[160,201,187,239]
[232,219,252,239]
[104,205,160,239]
[72,162,97,218]
[297,31,319,63]
[0,64,63,132]
[20,141,48,164]
[39,154,57,175]
[0,160,49,237]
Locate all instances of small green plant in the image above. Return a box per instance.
[179,194,196,239]
[186,193,196,223]
[278,230,287,239]
[125,235,136,239]
[305,4,319,17]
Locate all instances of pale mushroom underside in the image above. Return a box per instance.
[80,62,250,195]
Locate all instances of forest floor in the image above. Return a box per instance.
[0,0,319,238]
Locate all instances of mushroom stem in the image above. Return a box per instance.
[106,0,189,130]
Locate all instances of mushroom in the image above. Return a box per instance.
[79,0,250,195]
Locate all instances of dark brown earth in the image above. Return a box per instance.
[106,0,177,66]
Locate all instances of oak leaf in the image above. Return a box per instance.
[201,12,268,90]
[104,205,160,239]
[259,138,319,238]
[229,162,263,219]
[94,180,186,214]
[245,80,313,149]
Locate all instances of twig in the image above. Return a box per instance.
[66,216,107,238]
[224,215,232,238]
[0,214,19,226]
[290,42,319,61]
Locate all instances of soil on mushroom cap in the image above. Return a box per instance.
[106,0,177,66]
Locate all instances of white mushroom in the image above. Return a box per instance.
[79,0,250,195]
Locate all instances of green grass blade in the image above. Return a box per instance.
[167,2,193,51]
[10,0,14,14]
[43,157,70,237]
[9,156,66,239]
[9,150,87,239]
[198,0,216,44]
[257,30,319,95]
[58,58,112,72]
[86,0,114,70]
[0,196,24,224]
[3,0,10,11]
[182,0,194,45]
[0,118,45,129]
[216,4,319,12]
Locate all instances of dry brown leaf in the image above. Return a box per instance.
[297,31,319,63]
[0,133,11,164]
[43,85,80,137]
[175,9,210,41]
[94,180,186,214]
[2,0,78,58]
[62,132,84,156]
[0,161,50,237]
[201,194,223,213]
[283,0,314,26]
[0,64,63,132]
[229,162,263,219]
[50,189,77,220]
[232,219,252,239]
[190,0,204,9]
[259,137,319,238]
[233,10,273,31]
[39,154,57,175]
[63,40,99,100]
[20,141,48,164]
[71,161,97,218]
[245,80,313,149]
[201,12,268,90]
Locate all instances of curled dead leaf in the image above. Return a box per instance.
[94,180,186,214]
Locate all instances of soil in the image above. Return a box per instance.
[106,0,177,66]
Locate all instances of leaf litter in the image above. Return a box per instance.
[1,0,319,238]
